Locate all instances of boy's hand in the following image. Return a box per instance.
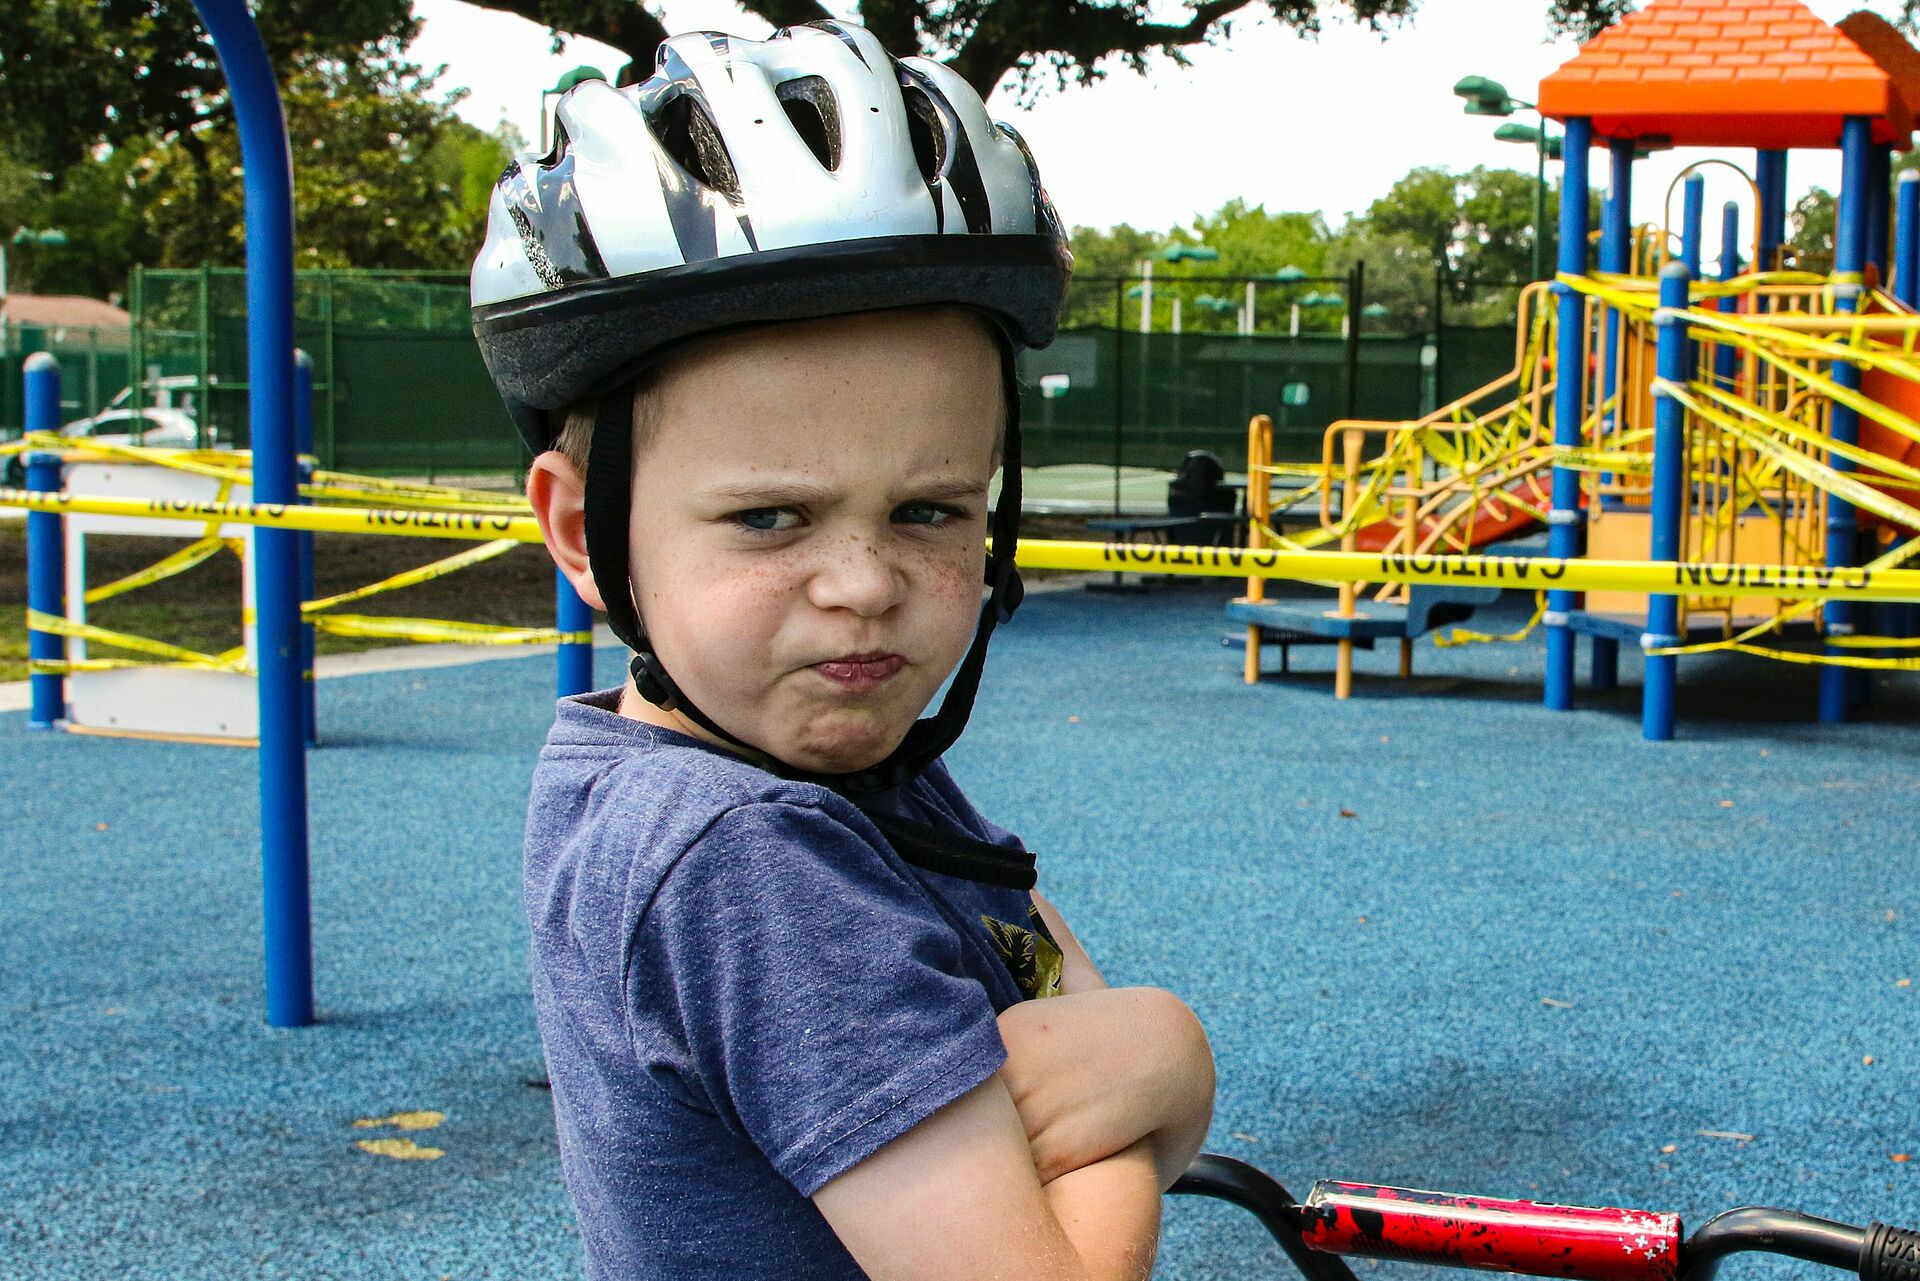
[997,985,1214,1190]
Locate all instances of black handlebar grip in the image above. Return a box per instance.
[1862,1224,1920,1281]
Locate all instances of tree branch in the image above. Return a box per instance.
[738,0,835,27]
[950,0,1254,99]
[853,0,923,55]
[453,0,669,71]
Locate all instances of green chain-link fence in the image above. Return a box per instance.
[130,266,521,479]
[0,322,134,439]
[107,266,1520,486]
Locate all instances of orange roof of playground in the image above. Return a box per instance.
[1538,0,1919,150]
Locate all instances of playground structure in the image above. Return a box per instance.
[5,355,590,745]
[1233,0,1920,735]
[9,0,1920,1033]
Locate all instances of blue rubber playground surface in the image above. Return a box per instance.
[4,581,1916,1280]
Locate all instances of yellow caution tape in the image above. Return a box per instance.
[1829,634,1920,649]
[999,539,1920,602]
[1434,594,1548,648]
[24,608,247,671]
[0,487,547,542]
[309,615,589,646]
[303,538,522,615]
[82,534,232,604]
[8,487,1918,603]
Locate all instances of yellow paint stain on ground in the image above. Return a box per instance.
[353,1110,445,1131]
[355,1137,444,1161]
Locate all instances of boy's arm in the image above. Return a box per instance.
[998,986,1214,1189]
[813,1073,1161,1281]
[1016,891,1215,1189]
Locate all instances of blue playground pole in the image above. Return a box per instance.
[1545,116,1592,713]
[24,353,66,729]
[1867,143,1892,287]
[556,572,594,698]
[1715,203,1742,391]
[1820,117,1871,725]
[295,351,318,747]
[1591,138,1635,694]
[1896,171,1920,309]
[1679,173,1705,275]
[1755,150,1787,272]
[1896,174,1920,645]
[1644,262,1693,742]
[194,0,312,1026]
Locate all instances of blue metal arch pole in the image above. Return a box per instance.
[24,353,65,729]
[194,0,312,1025]
[1895,172,1920,646]
[1755,150,1788,272]
[1545,116,1592,712]
[1867,143,1892,287]
[1679,174,1706,274]
[1820,117,1872,725]
[1896,170,1920,308]
[1644,263,1693,741]
[1714,202,1742,391]
[1591,138,1636,694]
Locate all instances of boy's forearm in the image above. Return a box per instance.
[1042,1137,1162,1281]
[998,988,1215,1189]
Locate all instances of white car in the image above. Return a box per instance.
[59,406,199,451]
[5,405,200,486]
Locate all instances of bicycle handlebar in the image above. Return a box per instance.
[1169,1154,1920,1281]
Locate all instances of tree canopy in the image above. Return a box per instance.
[465,0,1691,99]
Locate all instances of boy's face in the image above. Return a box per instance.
[626,307,1002,775]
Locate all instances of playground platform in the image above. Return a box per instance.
[3,583,1916,1280]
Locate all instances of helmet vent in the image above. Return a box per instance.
[901,85,946,184]
[653,92,742,199]
[775,75,842,171]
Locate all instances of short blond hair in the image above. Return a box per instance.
[552,373,668,482]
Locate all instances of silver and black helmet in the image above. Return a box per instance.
[471,20,1071,452]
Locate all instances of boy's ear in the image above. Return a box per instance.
[525,450,607,611]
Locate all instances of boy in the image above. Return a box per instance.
[473,21,1215,1280]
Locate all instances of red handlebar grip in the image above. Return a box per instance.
[1298,1182,1683,1281]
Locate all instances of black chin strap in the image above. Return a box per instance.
[579,345,1035,891]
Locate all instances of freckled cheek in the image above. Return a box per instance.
[916,545,987,656]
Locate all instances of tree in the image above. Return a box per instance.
[0,0,417,181]
[131,44,513,273]
[1358,165,1555,301]
[455,0,1681,102]
[0,43,513,298]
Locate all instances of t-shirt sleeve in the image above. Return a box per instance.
[632,799,1009,1196]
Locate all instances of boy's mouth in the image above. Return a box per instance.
[811,651,905,692]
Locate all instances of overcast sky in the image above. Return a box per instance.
[410,0,1899,265]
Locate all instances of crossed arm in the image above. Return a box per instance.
[813,890,1216,1281]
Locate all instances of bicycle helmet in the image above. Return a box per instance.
[470,21,1070,838]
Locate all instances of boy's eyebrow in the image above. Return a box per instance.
[702,477,988,504]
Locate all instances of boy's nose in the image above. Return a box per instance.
[805,533,905,617]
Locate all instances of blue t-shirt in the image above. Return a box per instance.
[523,690,1060,1279]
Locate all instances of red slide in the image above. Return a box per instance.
[1351,471,1551,554]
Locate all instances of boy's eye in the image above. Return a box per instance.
[733,507,802,533]
[894,502,961,527]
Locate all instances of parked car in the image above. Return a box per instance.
[4,406,198,486]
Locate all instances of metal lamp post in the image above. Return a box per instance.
[541,64,607,152]
[1454,76,1560,283]
[1,227,71,296]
